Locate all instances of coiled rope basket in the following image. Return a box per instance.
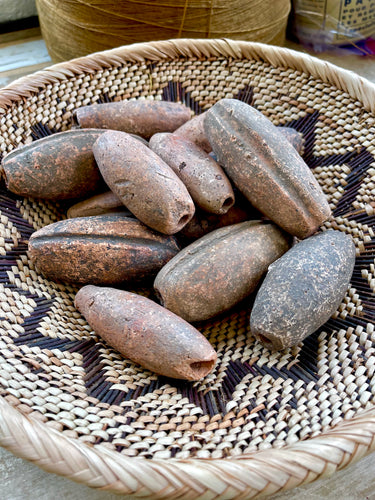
[0,39,375,498]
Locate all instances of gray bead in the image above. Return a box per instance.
[250,230,356,350]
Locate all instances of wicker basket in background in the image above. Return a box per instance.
[0,39,375,498]
[35,0,291,62]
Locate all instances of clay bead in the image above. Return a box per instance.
[93,130,195,234]
[250,230,356,350]
[74,100,191,139]
[278,127,304,154]
[1,129,106,200]
[149,133,235,214]
[154,220,292,322]
[204,99,331,239]
[178,204,259,242]
[28,215,180,285]
[173,112,212,153]
[171,114,305,156]
[67,190,131,218]
[75,285,217,380]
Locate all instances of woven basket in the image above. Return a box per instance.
[0,39,375,498]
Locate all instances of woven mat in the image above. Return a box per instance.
[0,39,374,498]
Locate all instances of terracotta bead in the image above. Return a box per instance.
[278,126,304,154]
[28,215,180,285]
[74,100,191,139]
[75,285,217,381]
[1,129,106,200]
[204,99,331,239]
[172,114,304,155]
[149,132,235,214]
[178,204,259,242]
[250,230,356,350]
[173,112,212,153]
[154,220,292,322]
[67,190,131,218]
[173,112,304,158]
[93,130,195,234]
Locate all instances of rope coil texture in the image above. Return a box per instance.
[35,0,291,62]
[0,38,375,498]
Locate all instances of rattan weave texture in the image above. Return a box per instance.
[0,39,375,498]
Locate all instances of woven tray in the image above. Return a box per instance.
[0,39,375,499]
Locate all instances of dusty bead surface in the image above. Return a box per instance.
[28,215,180,285]
[75,285,217,380]
[1,129,105,200]
[204,99,331,239]
[250,230,356,351]
[93,130,195,234]
[278,127,304,154]
[149,133,235,214]
[172,113,303,156]
[74,100,191,139]
[173,112,212,153]
[67,190,131,218]
[154,220,292,322]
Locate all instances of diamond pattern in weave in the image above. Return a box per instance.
[1,62,375,458]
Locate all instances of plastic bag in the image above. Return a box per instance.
[290,0,375,55]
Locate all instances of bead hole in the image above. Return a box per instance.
[222,196,234,210]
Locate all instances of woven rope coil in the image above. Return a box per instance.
[35,0,291,62]
[0,38,375,498]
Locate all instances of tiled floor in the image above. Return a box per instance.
[0,29,375,500]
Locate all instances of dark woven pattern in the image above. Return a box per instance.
[0,56,374,460]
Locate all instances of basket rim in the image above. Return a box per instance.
[1,396,375,497]
[0,37,375,498]
[0,38,375,112]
